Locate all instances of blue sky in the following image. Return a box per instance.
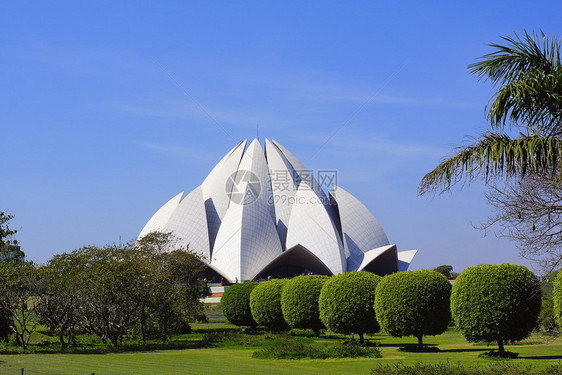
[2,1,561,273]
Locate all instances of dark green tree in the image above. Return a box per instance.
[319,271,381,343]
[451,264,541,355]
[375,270,451,348]
[281,275,329,336]
[432,265,453,278]
[249,279,289,331]
[221,282,258,327]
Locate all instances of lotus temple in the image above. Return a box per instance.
[139,139,417,283]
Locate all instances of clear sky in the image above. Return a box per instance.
[2,1,561,274]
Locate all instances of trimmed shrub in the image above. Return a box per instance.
[252,340,381,359]
[281,275,329,336]
[375,270,451,348]
[451,263,541,355]
[319,271,381,342]
[221,282,258,327]
[250,279,289,331]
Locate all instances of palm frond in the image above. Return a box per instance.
[469,30,560,85]
[419,134,562,195]
[468,30,562,133]
[489,69,562,133]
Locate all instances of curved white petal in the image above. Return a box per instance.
[357,245,398,275]
[138,192,184,238]
[285,182,345,275]
[264,139,298,248]
[332,186,389,271]
[201,140,247,251]
[164,186,210,261]
[211,140,282,282]
[398,249,418,271]
[271,140,326,198]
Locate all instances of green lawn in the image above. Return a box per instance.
[1,330,562,374]
[1,305,561,374]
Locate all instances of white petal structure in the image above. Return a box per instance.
[139,192,184,238]
[139,138,418,282]
[330,186,390,272]
[164,186,210,261]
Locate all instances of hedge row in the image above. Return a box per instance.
[220,264,543,353]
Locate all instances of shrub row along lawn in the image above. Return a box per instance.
[2,325,562,374]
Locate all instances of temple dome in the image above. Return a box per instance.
[139,139,417,282]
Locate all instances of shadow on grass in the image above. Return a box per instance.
[398,345,440,353]
[375,343,489,354]
[439,348,489,353]
[376,343,438,348]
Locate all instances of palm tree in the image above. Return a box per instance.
[419,31,562,195]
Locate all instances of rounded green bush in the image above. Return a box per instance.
[319,271,381,342]
[451,263,541,354]
[281,275,329,335]
[220,282,258,327]
[250,279,289,331]
[375,270,451,347]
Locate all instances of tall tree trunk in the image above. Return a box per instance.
[497,338,505,354]
[59,330,67,350]
[358,332,364,344]
[14,332,22,349]
[417,335,424,349]
[140,309,147,344]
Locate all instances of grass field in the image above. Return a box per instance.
[1,305,562,374]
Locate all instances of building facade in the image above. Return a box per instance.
[139,139,417,282]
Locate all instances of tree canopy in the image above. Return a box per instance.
[319,271,381,343]
[221,282,258,327]
[281,274,329,336]
[375,270,451,348]
[451,264,541,355]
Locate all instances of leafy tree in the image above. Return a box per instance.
[0,262,45,349]
[0,212,24,267]
[418,31,562,272]
[38,232,206,347]
[319,271,381,343]
[0,213,40,349]
[375,270,451,348]
[281,275,329,336]
[451,264,541,355]
[221,282,258,327]
[37,253,85,349]
[250,279,289,331]
[432,265,453,278]
[134,232,206,342]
